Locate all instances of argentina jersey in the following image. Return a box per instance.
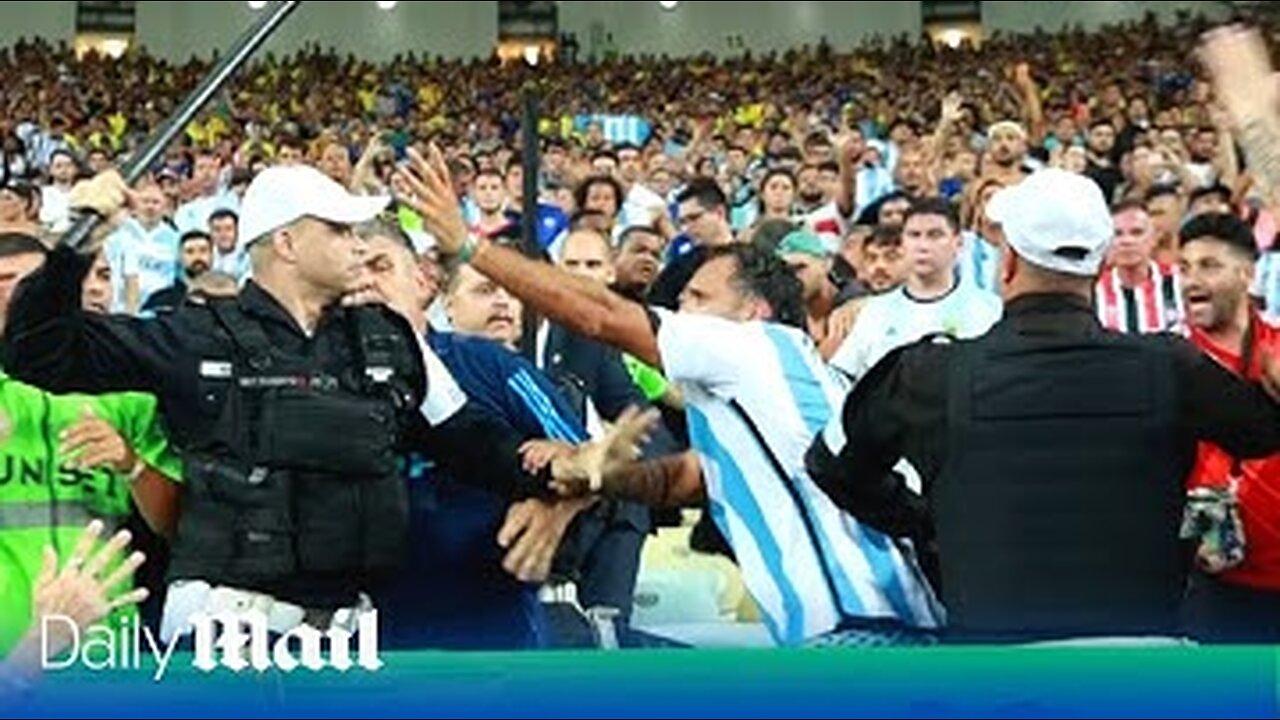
[653,309,942,646]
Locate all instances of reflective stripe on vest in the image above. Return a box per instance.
[0,500,116,531]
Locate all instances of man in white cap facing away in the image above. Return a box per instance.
[1,166,635,644]
[806,168,1280,643]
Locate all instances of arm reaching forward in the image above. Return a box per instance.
[394,146,664,369]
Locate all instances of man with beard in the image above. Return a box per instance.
[1084,119,1124,203]
[983,121,1032,187]
[1178,213,1280,643]
[1185,126,1221,189]
[795,163,830,216]
[141,230,214,315]
[470,169,511,239]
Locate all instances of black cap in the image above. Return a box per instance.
[1179,212,1258,261]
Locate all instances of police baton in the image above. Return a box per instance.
[62,0,303,251]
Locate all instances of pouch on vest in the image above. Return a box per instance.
[257,387,398,477]
[181,457,298,578]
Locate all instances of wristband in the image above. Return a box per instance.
[457,234,480,264]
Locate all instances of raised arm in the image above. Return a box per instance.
[1201,25,1280,203]
[2,172,184,396]
[396,146,664,369]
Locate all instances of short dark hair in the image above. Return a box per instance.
[1179,212,1258,261]
[614,142,641,156]
[475,168,504,184]
[1145,184,1181,204]
[749,219,800,254]
[574,175,625,215]
[865,225,903,250]
[180,230,213,247]
[276,134,305,152]
[816,161,840,175]
[0,232,48,258]
[702,244,805,329]
[49,148,78,166]
[1189,183,1232,207]
[209,209,239,226]
[760,168,796,189]
[903,197,960,233]
[1088,118,1115,132]
[0,180,39,206]
[618,224,661,248]
[675,178,727,211]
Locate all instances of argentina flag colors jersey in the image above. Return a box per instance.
[652,309,943,646]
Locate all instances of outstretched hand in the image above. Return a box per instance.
[392,145,470,257]
[549,406,660,497]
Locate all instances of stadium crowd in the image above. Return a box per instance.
[3,8,1280,670]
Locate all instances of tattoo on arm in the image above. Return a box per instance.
[603,453,702,508]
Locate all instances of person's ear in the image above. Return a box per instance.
[273,226,299,264]
[747,297,773,322]
[1000,244,1018,289]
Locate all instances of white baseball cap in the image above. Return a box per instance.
[985,168,1114,277]
[237,165,390,251]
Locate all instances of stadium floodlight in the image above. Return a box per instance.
[659,1,679,9]
[248,0,267,8]
[377,1,398,9]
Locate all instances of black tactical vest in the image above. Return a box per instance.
[167,299,420,604]
[933,320,1191,640]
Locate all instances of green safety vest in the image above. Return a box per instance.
[0,371,183,658]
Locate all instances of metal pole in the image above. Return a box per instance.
[518,87,543,362]
[63,0,303,250]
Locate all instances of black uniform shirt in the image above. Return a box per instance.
[806,293,1280,540]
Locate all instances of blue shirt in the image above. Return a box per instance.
[379,332,587,650]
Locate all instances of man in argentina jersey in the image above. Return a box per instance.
[645,300,943,645]
[398,145,943,645]
[830,198,1002,384]
[1095,200,1185,334]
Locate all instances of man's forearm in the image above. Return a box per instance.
[470,241,662,367]
[601,451,703,508]
[1236,116,1280,196]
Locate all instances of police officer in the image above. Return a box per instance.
[1,167,596,642]
[806,168,1280,643]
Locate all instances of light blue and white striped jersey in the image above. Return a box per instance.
[830,274,1002,385]
[574,114,652,146]
[654,309,943,646]
[106,217,182,316]
[1253,251,1280,323]
[957,231,1002,295]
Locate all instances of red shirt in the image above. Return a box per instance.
[1187,312,1280,591]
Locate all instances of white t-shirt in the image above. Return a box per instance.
[830,275,1003,384]
[39,184,72,234]
[654,309,942,646]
